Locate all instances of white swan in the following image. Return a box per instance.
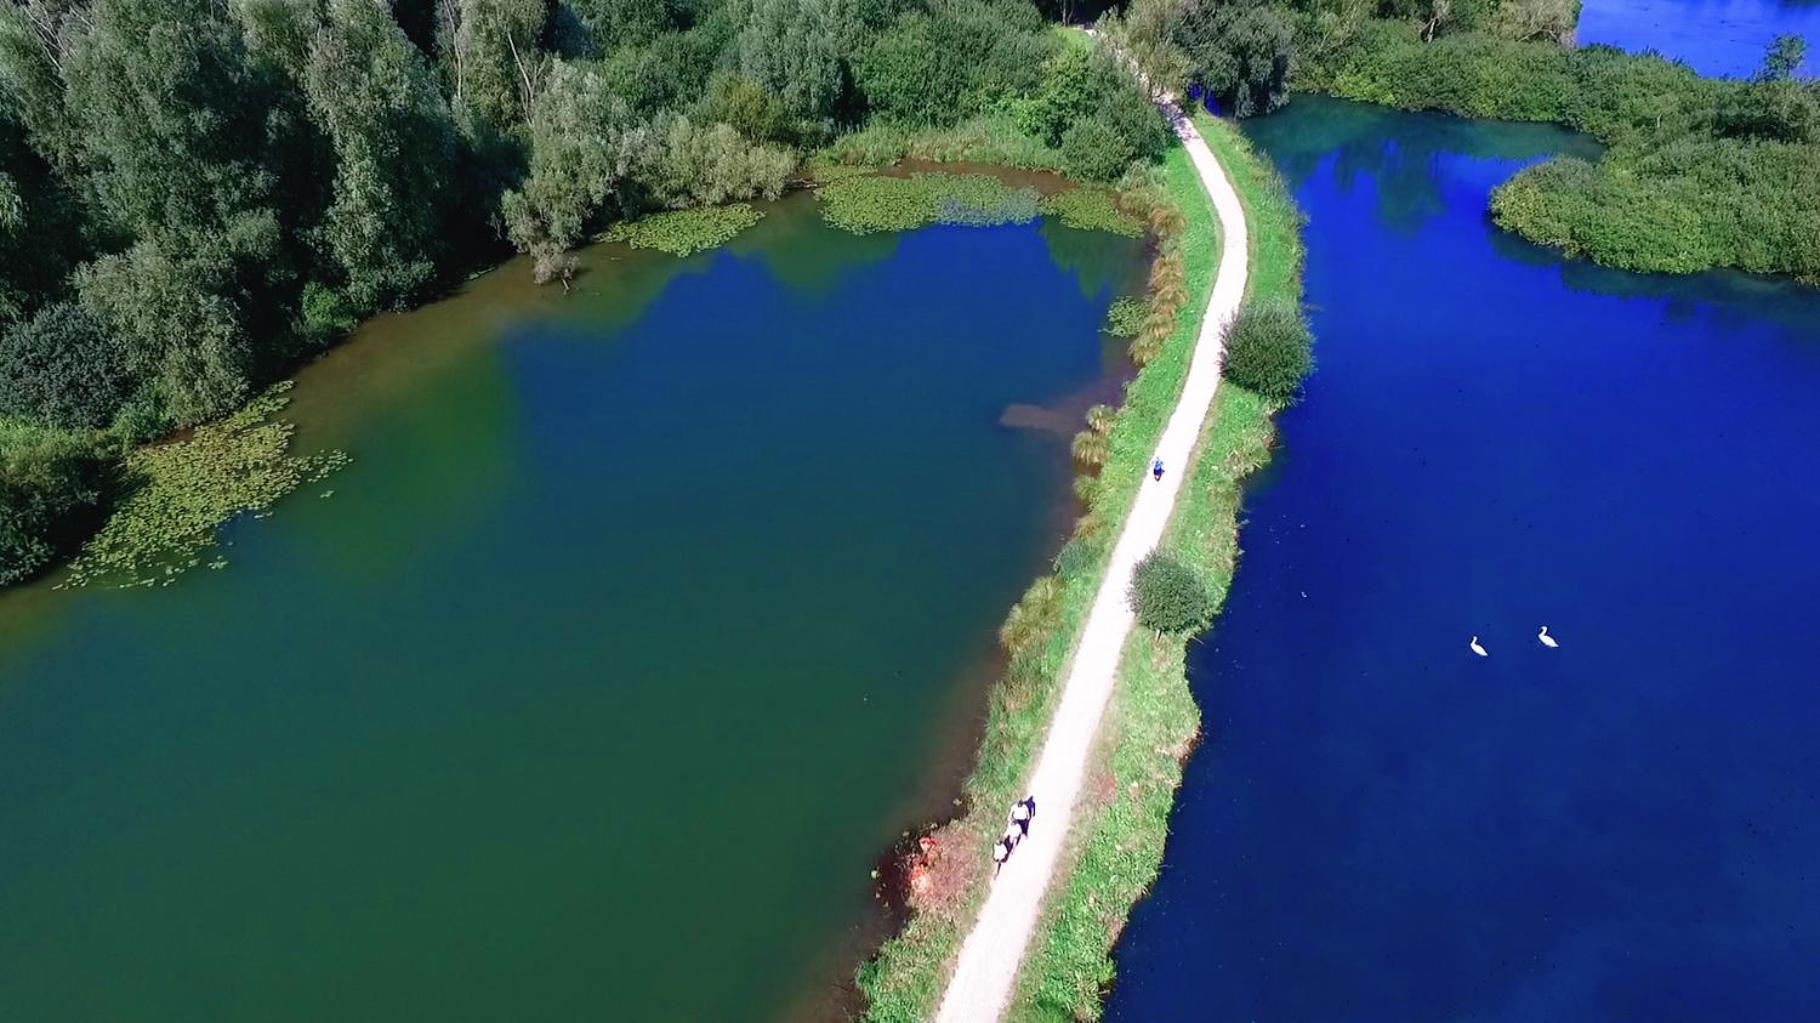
[1469,636,1488,657]
[1538,626,1558,648]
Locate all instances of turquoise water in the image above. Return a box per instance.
[0,193,1146,1020]
[1579,0,1819,75]
[1109,96,1820,1020]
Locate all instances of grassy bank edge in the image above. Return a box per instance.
[854,133,1219,1022]
[857,113,1305,1019]
[1007,111,1305,1020]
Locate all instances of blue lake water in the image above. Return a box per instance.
[1108,96,1820,1020]
[0,196,1144,1022]
[1578,0,1820,75]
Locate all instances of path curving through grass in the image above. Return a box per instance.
[932,96,1250,1023]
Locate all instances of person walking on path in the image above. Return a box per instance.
[992,835,1015,876]
[1152,457,1165,481]
[933,64,1250,1023]
[1010,795,1036,838]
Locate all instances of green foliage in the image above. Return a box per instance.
[1061,119,1139,183]
[438,0,547,131]
[0,422,117,587]
[306,0,456,310]
[854,0,1052,127]
[738,0,856,126]
[77,241,254,427]
[297,282,362,347]
[1299,19,1820,280]
[816,172,1040,233]
[1128,549,1211,633]
[0,302,129,429]
[565,0,688,51]
[1222,298,1314,401]
[999,574,1063,654]
[1174,0,1296,117]
[1041,187,1144,236]
[0,0,1188,585]
[637,115,798,208]
[1103,296,1149,336]
[60,383,348,589]
[1756,33,1807,82]
[859,122,1229,1023]
[702,71,797,144]
[500,59,655,278]
[1008,113,1297,1020]
[604,204,765,256]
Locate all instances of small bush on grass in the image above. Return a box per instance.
[1221,299,1314,402]
[1128,549,1211,634]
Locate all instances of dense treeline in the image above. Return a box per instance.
[1,0,1166,586]
[1111,0,1577,117]
[1111,0,1819,281]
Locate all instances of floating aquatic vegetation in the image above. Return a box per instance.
[1103,297,1147,337]
[59,382,349,589]
[1039,187,1145,237]
[603,204,764,257]
[816,173,1040,234]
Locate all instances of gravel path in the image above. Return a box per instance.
[931,98,1250,1023]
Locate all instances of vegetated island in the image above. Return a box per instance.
[1115,0,1818,282]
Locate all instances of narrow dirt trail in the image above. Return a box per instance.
[931,98,1250,1023]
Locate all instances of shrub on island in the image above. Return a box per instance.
[1129,549,1212,634]
[1221,299,1314,402]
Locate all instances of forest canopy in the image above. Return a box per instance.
[0,0,1167,586]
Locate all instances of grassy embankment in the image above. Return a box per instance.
[1008,110,1301,1020]
[857,111,1304,1020]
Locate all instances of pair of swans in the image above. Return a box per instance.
[1469,627,1557,657]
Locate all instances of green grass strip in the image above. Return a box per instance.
[1005,111,1308,1020]
[857,134,1223,1021]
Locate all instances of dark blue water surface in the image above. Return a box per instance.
[1578,0,1820,76]
[1108,97,1820,1021]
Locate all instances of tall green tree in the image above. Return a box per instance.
[306,0,458,310]
[0,301,130,429]
[1172,0,1295,117]
[77,240,255,426]
[435,0,548,131]
[738,0,856,125]
[0,2,84,171]
[58,0,289,424]
[500,59,655,279]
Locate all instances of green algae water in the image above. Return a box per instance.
[0,191,1146,1021]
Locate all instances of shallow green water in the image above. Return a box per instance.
[0,191,1145,1020]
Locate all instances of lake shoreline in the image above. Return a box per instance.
[854,110,1305,1020]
